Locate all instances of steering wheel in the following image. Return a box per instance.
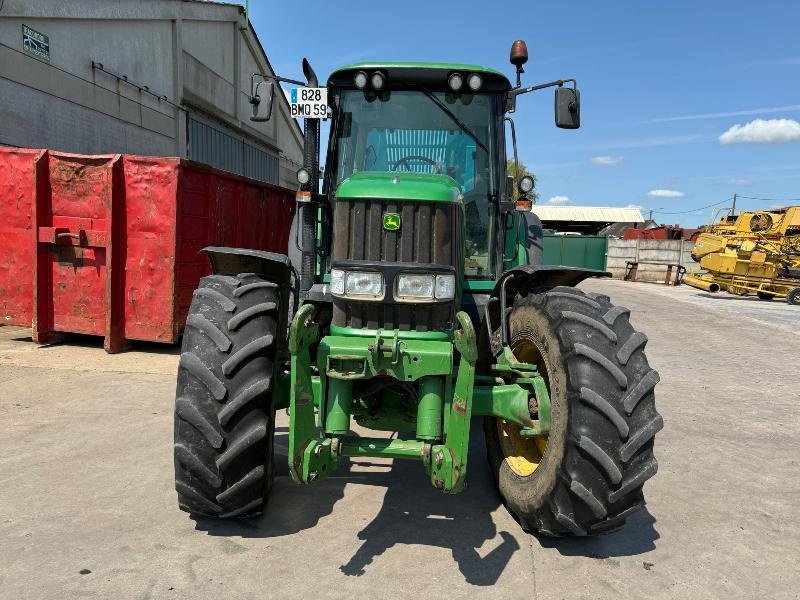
[391,155,440,173]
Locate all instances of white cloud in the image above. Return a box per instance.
[647,189,684,198]
[719,118,800,145]
[591,155,623,166]
[625,204,643,209]
[727,178,752,186]
[547,195,571,205]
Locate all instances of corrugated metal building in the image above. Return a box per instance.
[532,205,644,235]
[0,0,303,188]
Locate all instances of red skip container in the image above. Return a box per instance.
[0,148,294,352]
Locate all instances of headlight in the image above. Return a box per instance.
[370,71,385,90]
[518,175,535,194]
[345,271,384,299]
[434,274,456,300]
[467,73,482,91]
[448,72,463,91]
[396,273,456,301]
[354,71,368,89]
[330,269,345,295]
[397,274,435,300]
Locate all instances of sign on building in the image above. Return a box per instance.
[22,25,49,61]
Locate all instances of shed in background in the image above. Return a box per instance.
[0,0,304,188]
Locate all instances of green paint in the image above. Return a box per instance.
[336,172,460,204]
[284,306,554,492]
[429,312,476,494]
[416,376,444,441]
[472,384,534,429]
[383,212,401,231]
[320,334,453,382]
[330,324,451,341]
[462,280,496,292]
[288,304,323,484]
[324,378,352,435]
[340,438,427,460]
[274,370,290,411]
[491,346,552,437]
[542,234,609,270]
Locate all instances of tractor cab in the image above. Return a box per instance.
[325,63,511,281]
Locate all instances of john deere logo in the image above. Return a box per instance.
[383,213,401,231]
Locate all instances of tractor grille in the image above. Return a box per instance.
[331,199,463,331]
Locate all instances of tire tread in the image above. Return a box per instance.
[174,274,280,519]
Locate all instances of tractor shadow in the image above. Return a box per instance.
[192,422,659,582]
[192,423,520,586]
[191,427,348,539]
[337,432,519,585]
[535,505,659,558]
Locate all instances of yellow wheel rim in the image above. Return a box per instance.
[497,338,550,477]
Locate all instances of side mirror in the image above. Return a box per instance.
[250,81,275,122]
[555,87,580,129]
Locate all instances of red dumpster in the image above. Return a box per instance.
[0,148,295,352]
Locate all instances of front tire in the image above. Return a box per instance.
[484,286,662,536]
[174,273,280,518]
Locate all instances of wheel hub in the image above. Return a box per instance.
[497,338,550,477]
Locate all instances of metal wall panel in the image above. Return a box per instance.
[187,113,279,184]
[542,235,608,270]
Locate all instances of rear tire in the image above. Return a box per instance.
[757,291,775,301]
[174,273,280,518]
[787,288,800,306]
[484,286,662,536]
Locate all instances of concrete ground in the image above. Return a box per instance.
[0,279,798,599]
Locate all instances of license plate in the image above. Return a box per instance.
[290,87,328,119]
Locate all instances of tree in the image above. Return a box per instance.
[506,159,538,202]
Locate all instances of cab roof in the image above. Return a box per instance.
[328,62,512,92]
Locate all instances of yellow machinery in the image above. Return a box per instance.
[685,206,800,305]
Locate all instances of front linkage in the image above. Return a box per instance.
[283,304,550,494]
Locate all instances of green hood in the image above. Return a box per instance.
[335,172,461,203]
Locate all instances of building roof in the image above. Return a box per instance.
[532,205,645,235]
[532,205,645,223]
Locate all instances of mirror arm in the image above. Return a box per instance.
[507,78,577,112]
[250,71,307,93]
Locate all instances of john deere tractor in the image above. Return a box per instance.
[173,40,662,536]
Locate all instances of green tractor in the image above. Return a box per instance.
[173,40,662,536]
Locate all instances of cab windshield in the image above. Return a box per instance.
[334,89,499,278]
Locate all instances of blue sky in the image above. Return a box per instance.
[250,0,800,226]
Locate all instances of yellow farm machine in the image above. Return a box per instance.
[685,206,800,305]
